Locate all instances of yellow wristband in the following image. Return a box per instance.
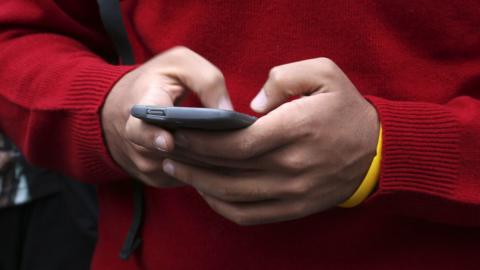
[338,126,382,208]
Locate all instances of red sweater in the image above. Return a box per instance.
[1,1,479,269]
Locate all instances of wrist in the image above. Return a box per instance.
[65,62,137,182]
[339,126,383,208]
[100,67,140,167]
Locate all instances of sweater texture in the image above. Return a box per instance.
[0,1,479,269]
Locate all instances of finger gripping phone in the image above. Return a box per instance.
[131,105,257,130]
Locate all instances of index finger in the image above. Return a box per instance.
[154,46,233,110]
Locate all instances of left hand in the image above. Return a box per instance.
[163,58,380,225]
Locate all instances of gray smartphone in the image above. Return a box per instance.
[131,105,257,130]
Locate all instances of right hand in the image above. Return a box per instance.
[101,46,233,187]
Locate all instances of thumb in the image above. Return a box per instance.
[250,58,341,113]
[250,64,316,113]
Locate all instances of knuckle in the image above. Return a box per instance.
[203,68,225,89]
[317,57,335,67]
[235,136,254,158]
[279,152,307,171]
[289,179,312,197]
[168,46,193,57]
[134,158,158,175]
[268,66,287,86]
[316,57,338,78]
[153,46,192,63]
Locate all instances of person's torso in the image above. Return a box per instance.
[94,1,480,269]
[121,0,480,112]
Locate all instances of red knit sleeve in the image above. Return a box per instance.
[365,96,480,226]
[0,0,136,183]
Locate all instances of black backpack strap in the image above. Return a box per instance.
[97,0,135,65]
[96,0,144,260]
[118,181,144,260]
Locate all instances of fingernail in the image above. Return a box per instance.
[250,89,268,112]
[163,160,175,176]
[154,135,167,151]
[218,95,233,110]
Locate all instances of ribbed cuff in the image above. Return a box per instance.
[65,61,137,182]
[365,96,460,199]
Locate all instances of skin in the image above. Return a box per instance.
[102,48,380,225]
[102,46,233,187]
[0,151,13,170]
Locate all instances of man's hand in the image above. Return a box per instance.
[162,58,380,225]
[102,47,233,187]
